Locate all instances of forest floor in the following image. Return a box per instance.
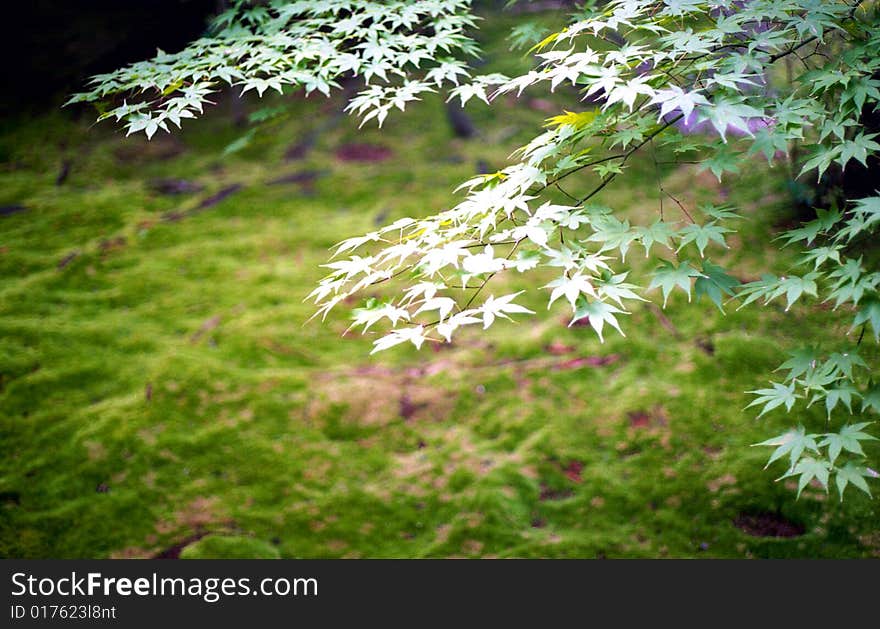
[1,14,879,558]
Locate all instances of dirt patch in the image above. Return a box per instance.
[627,406,668,429]
[115,510,235,558]
[99,236,126,255]
[335,143,393,162]
[733,511,805,538]
[563,460,583,483]
[384,426,525,500]
[435,524,452,543]
[857,531,880,557]
[707,473,737,493]
[461,539,484,555]
[399,393,427,420]
[84,440,106,461]
[553,355,620,370]
[539,484,574,501]
[545,341,575,355]
[154,496,225,536]
[313,369,456,427]
[191,315,221,343]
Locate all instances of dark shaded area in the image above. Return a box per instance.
[162,184,244,222]
[55,159,72,186]
[0,205,28,217]
[539,484,574,501]
[398,393,428,421]
[733,511,805,538]
[196,184,243,210]
[446,102,478,139]
[284,136,318,162]
[57,251,79,270]
[152,533,207,559]
[696,337,715,355]
[627,407,667,429]
[563,460,583,483]
[99,236,127,255]
[831,95,880,204]
[149,178,205,196]
[267,170,325,187]
[795,81,880,221]
[335,143,393,162]
[2,0,216,115]
[0,491,21,506]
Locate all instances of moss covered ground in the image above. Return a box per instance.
[1,14,878,558]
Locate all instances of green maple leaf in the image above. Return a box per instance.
[750,127,788,163]
[814,207,844,232]
[861,386,880,414]
[826,351,867,380]
[741,274,818,311]
[838,133,880,169]
[635,220,676,256]
[835,463,876,500]
[699,98,763,142]
[799,144,842,180]
[746,382,800,418]
[798,360,837,390]
[585,216,637,261]
[776,274,819,311]
[677,222,732,257]
[775,346,819,381]
[699,204,741,221]
[570,296,627,343]
[648,260,703,307]
[819,423,877,464]
[797,246,841,270]
[699,147,741,181]
[810,383,860,419]
[780,457,831,498]
[779,219,825,247]
[737,273,779,309]
[852,297,880,341]
[753,426,818,469]
[694,260,739,312]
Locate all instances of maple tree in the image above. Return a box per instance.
[72,0,880,499]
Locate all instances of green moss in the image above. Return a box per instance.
[180,535,281,560]
[1,12,878,559]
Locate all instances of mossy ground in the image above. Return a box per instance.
[1,14,879,559]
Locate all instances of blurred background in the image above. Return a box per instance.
[1,1,878,559]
